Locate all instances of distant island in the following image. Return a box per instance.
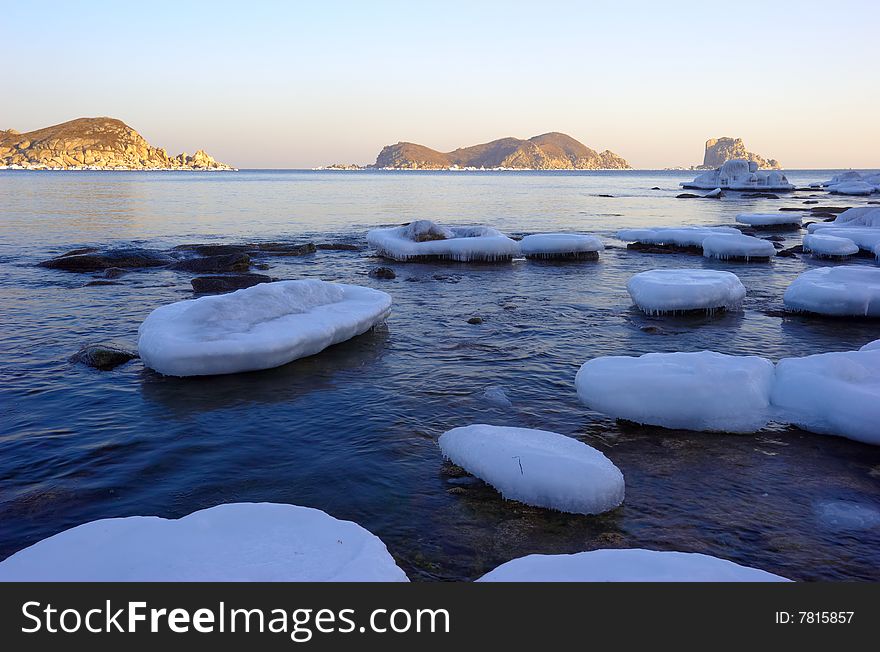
[694,137,781,170]
[0,117,234,170]
[368,132,630,170]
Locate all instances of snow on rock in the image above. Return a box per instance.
[367,219,519,262]
[817,171,880,195]
[438,424,625,515]
[771,348,880,445]
[575,351,774,433]
[823,206,880,228]
[519,233,603,260]
[701,233,777,261]
[805,225,880,252]
[704,188,723,198]
[0,503,409,581]
[736,212,802,227]
[626,269,746,315]
[138,279,392,376]
[802,233,859,259]
[681,159,795,192]
[860,339,880,351]
[477,549,789,582]
[617,226,740,248]
[783,267,880,317]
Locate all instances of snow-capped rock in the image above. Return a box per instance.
[367,220,519,262]
[735,212,802,227]
[626,269,746,315]
[701,233,777,261]
[519,233,603,260]
[783,267,880,317]
[681,159,795,192]
[802,234,860,259]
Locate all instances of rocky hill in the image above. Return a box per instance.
[697,137,780,170]
[0,117,233,170]
[374,132,630,170]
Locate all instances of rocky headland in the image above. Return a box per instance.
[696,137,781,170]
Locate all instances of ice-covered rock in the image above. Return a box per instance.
[771,348,880,445]
[681,159,795,192]
[817,171,880,195]
[519,233,603,260]
[367,220,519,262]
[860,339,880,351]
[735,212,802,227]
[575,351,774,433]
[804,225,880,252]
[701,233,776,261]
[0,503,409,581]
[617,226,740,249]
[626,269,746,315]
[823,206,880,228]
[829,182,876,196]
[138,279,392,376]
[438,424,625,515]
[802,233,859,259]
[477,549,789,582]
[783,267,880,317]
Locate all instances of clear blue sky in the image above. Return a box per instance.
[3,0,878,168]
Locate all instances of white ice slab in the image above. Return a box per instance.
[477,549,789,582]
[575,351,775,433]
[825,206,880,228]
[367,220,519,262]
[138,279,392,376]
[701,234,776,260]
[802,233,859,258]
[626,269,746,314]
[520,233,603,259]
[804,225,880,252]
[783,267,880,317]
[771,348,880,445]
[736,212,802,227]
[439,424,625,515]
[0,503,409,581]
[617,226,740,248]
[681,159,795,191]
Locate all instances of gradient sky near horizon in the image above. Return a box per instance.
[4,0,878,169]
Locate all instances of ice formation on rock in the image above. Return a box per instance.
[783,267,880,317]
[735,212,801,228]
[367,220,519,262]
[814,171,880,195]
[477,549,789,582]
[519,233,603,260]
[617,226,740,249]
[575,351,775,433]
[626,269,746,315]
[701,233,777,261]
[802,233,860,259]
[0,503,409,581]
[821,206,880,229]
[805,225,880,252]
[681,159,795,192]
[771,348,880,445]
[138,279,392,376]
[438,424,625,515]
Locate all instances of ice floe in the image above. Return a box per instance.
[681,159,795,192]
[438,424,625,515]
[802,233,859,259]
[519,233,603,260]
[617,226,740,249]
[771,348,880,445]
[138,279,392,376]
[783,267,880,317]
[477,549,789,582]
[735,212,802,228]
[367,219,519,262]
[701,233,777,261]
[0,503,409,581]
[575,351,774,433]
[626,269,746,315]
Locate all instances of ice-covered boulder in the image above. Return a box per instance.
[823,206,880,228]
[0,503,409,581]
[783,267,880,317]
[861,339,880,351]
[575,351,775,433]
[816,171,880,195]
[681,159,795,192]
[519,233,603,260]
[829,181,876,196]
[626,269,746,315]
[701,233,776,261]
[617,226,740,249]
[367,220,519,262]
[477,549,789,582]
[438,425,624,515]
[802,233,859,259]
[805,225,880,252]
[735,212,802,228]
[771,348,880,445]
[138,279,392,376]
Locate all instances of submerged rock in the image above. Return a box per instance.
[70,344,139,370]
[368,266,396,279]
[316,243,362,251]
[676,193,700,199]
[170,253,251,273]
[173,244,251,257]
[40,248,170,272]
[251,242,316,256]
[103,267,127,279]
[467,316,483,324]
[191,273,272,293]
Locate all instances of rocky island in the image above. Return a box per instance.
[373,132,630,170]
[696,137,780,170]
[0,117,234,170]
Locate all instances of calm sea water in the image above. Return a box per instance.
[1,169,879,581]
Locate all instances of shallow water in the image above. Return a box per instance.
[1,169,879,581]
